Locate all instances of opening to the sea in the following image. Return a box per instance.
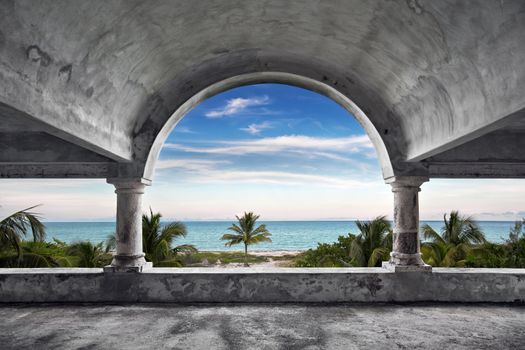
[1,84,523,269]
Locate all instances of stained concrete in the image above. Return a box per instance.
[0,304,523,349]
[1,268,524,303]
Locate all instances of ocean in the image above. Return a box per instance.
[42,221,518,251]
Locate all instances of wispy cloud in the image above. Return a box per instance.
[205,96,270,118]
[156,159,229,171]
[163,135,375,160]
[473,211,525,220]
[196,170,373,188]
[240,121,273,134]
[173,126,195,134]
[159,130,380,182]
[156,158,374,188]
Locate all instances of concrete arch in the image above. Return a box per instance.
[141,72,395,182]
[2,1,523,180]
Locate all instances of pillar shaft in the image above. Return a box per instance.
[105,178,151,272]
[384,176,431,272]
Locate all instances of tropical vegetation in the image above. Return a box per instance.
[66,241,108,268]
[2,204,525,269]
[0,206,46,257]
[349,216,392,267]
[0,206,197,268]
[295,214,525,268]
[295,216,392,267]
[180,251,268,266]
[221,212,272,266]
[421,211,486,267]
[140,208,197,266]
[294,233,356,267]
[465,219,525,268]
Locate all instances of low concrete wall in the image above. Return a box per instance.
[0,268,524,303]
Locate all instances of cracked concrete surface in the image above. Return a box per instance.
[0,304,523,349]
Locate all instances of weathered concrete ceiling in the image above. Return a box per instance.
[423,107,525,178]
[0,0,524,179]
[0,102,117,177]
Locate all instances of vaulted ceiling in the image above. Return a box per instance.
[1,0,524,179]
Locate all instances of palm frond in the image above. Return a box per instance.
[226,224,244,235]
[221,233,244,247]
[173,244,198,254]
[458,223,486,245]
[368,247,390,267]
[67,241,105,267]
[248,234,272,245]
[141,209,190,265]
[422,224,445,245]
[105,234,116,253]
[161,222,187,238]
[349,239,365,267]
[0,205,46,256]
[251,224,271,236]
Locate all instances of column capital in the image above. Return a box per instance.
[107,177,152,190]
[384,176,428,188]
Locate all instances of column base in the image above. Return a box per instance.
[383,252,431,272]
[103,254,152,273]
[389,251,427,265]
[382,261,432,273]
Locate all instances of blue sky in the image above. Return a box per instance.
[156,84,379,188]
[0,84,524,221]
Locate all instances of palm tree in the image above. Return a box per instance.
[348,216,392,267]
[421,211,486,267]
[67,241,106,267]
[105,233,116,253]
[508,219,525,244]
[221,212,272,266]
[0,205,46,257]
[142,209,196,265]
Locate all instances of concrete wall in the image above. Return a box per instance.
[1,268,524,303]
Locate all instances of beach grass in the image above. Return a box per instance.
[181,251,270,266]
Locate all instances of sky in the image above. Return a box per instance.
[0,84,524,222]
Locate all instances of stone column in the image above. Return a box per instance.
[104,178,152,272]
[383,176,431,272]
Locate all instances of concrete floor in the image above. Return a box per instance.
[0,304,524,350]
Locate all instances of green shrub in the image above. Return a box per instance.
[294,234,356,267]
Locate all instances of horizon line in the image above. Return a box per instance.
[41,218,522,223]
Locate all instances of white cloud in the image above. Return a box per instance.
[156,159,229,171]
[173,126,194,134]
[157,158,375,188]
[205,96,270,118]
[240,121,273,134]
[193,169,374,188]
[163,135,375,161]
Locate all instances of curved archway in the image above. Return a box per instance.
[142,72,394,181]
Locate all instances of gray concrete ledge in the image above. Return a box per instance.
[0,268,524,303]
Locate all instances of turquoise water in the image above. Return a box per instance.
[43,221,517,251]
